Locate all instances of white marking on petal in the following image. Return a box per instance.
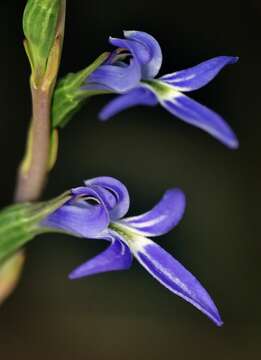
[162,73,196,82]
[111,221,153,237]
[128,235,190,294]
[125,214,166,228]
[123,30,136,37]
[110,223,223,326]
[129,234,149,251]
[141,81,182,101]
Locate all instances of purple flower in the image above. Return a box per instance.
[42,176,223,326]
[87,31,239,149]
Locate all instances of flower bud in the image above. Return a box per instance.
[23,0,65,81]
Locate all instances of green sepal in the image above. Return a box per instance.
[52,52,111,128]
[23,0,62,80]
[0,192,70,264]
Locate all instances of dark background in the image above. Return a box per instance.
[0,0,260,359]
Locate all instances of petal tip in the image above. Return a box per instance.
[170,187,186,199]
[226,135,239,150]
[167,187,186,212]
[230,141,239,150]
[216,318,224,327]
[68,270,80,280]
[211,311,224,327]
[231,56,239,64]
[218,55,239,65]
[98,110,111,122]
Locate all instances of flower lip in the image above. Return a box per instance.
[68,229,133,279]
[99,86,158,121]
[134,238,223,326]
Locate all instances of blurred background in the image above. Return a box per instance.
[0,0,260,359]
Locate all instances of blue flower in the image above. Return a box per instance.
[42,176,223,326]
[86,31,239,149]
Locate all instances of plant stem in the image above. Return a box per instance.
[0,0,67,305]
[14,85,52,202]
[14,0,66,202]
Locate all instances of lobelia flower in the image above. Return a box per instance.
[86,31,239,149]
[41,176,223,326]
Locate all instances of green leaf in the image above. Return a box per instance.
[52,52,111,128]
[0,192,70,264]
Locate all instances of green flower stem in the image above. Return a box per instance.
[15,0,66,202]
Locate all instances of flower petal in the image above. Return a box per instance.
[160,56,239,91]
[87,58,141,93]
[124,31,163,79]
[71,186,117,213]
[106,49,130,65]
[154,86,238,149]
[128,236,223,326]
[69,231,133,279]
[84,186,118,214]
[41,202,109,238]
[84,177,130,220]
[41,187,110,238]
[122,189,185,236]
[109,37,151,66]
[99,86,158,121]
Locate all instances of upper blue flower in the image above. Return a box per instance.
[86,31,239,149]
[41,176,223,326]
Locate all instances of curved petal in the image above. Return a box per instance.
[122,189,185,236]
[128,236,223,326]
[41,202,109,238]
[106,49,130,65]
[124,31,163,79]
[160,56,239,91]
[41,186,110,238]
[85,177,130,220]
[85,186,118,214]
[82,83,114,93]
[99,86,158,121]
[87,57,141,93]
[109,37,151,66]
[71,186,116,213]
[160,91,239,149]
[69,231,133,279]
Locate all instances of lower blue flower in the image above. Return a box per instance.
[41,176,223,326]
